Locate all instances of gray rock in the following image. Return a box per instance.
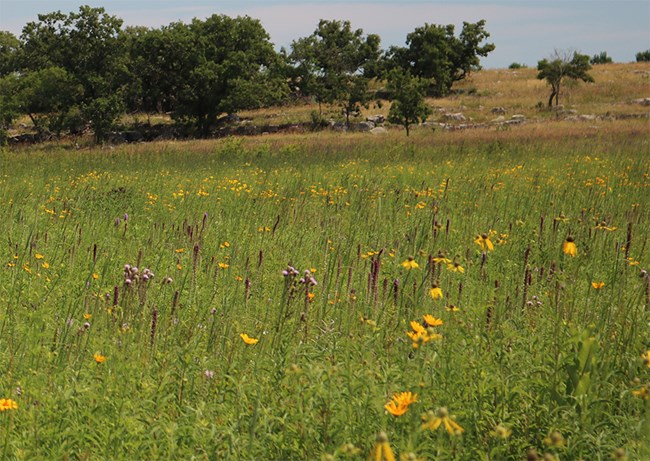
[443,113,466,122]
[632,97,650,106]
[370,127,387,134]
[366,115,385,125]
[491,107,506,115]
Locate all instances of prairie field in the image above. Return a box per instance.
[1,65,650,461]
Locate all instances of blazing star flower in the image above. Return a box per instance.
[371,432,395,461]
[401,257,419,270]
[429,285,443,300]
[563,236,577,257]
[420,407,464,435]
[93,353,106,363]
[240,333,259,345]
[591,281,605,289]
[474,233,494,251]
[384,392,417,416]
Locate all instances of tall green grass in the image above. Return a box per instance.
[0,131,648,460]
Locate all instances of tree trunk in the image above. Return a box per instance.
[405,118,410,136]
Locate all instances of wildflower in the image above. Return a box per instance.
[407,322,442,348]
[429,285,443,300]
[370,432,395,461]
[474,233,494,251]
[41,262,50,269]
[562,236,577,257]
[446,262,465,273]
[490,424,512,439]
[384,391,417,416]
[93,353,106,363]
[432,252,451,265]
[240,333,259,345]
[543,431,565,448]
[595,221,617,231]
[422,314,443,327]
[176,264,182,270]
[420,407,464,435]
[401,257,419,270]
[218,262,230,269]
[83,313,92,320]
[642,350,650,368]
[0,398,18,411]
[591,281,605,289]
[554,213,569,223]
[219,241,230,249]
[308,292,316,302]
[445,304,459,312]
[632,386,649,400]
[35,253,44,259]
[92,272,100,280]
[175,248,185,253]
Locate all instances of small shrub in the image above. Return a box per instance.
[636,49,650,62]
[509,62,527,69]
[591,51,613,64]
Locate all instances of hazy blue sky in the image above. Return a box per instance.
[1,1,648,68]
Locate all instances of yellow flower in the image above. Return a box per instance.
[176,264,183,270]
[175,248,185,253]
[384,392,417,416]
[407,321,442,348]
[41,262,50,269]
[632,386,649,400]
[423,314,443,327]
[92,272,100,280]
[595,221,617,231]
[562,236,577,257]
[591,281,605,289]
[445,304,460,312]
[474,233,494,251]
[240,333,259,345]
[490,424,512,439]
[218,262,230,269]
[401,258,419,270]
[93,353,106,363]
[371,432,395,461]
[446,262,465,273]
[429,286,443,300]
[0,398,18,411]
[421,407,464,435]
[83,313,92,320]
[432,252,451,264]
[642,350,650,368]
[219,241,230,249]
[35,253,44,259]
[544,431,565,448]
[308,292,316,302]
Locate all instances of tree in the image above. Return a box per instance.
[0,31,20,76]
[636,50,650,62]
[537,51,594,107]
[387,20,495,97]
[590,51,612,65]
[290,20,381,126]
[386,69,431,136]
[170,14,286,136]
[17,6,128,141]
[0,75,20,144]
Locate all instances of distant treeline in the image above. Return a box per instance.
[0,6,495,143]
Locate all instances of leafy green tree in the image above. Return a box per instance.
[17,6,128,141]
[16,66,83,136]
[386,69,431,136]
[0,31,21,76]
[290,20,381,126]
[537,51,594,107]
[170,14,285,136]
[387,20,495,96]
[590,51,612,65]
[636,50,650,62]
[0,75,20,144]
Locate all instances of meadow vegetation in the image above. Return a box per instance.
[1,61,649,460]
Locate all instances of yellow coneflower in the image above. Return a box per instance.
[240,333,259,345]
[562,236,577,257]
[218,262,230,269]
[400,257,419,270]
[93,353,106,363]
[474,233,494,251]
[642,350,650,368]
[83,313,92,320]
[595,221,617,231]
[371,432,395,461]
[429,285,443,300]
[591,281,605,289]
[384,391,418,417]
[445,304,459,312]
[420,407,464,435]
[632,385,649,400]
[422,314,443,327]
[0,398,18,411]
[432,252,451,265]
[446,262,465,273]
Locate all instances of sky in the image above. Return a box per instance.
[1,0,649,68]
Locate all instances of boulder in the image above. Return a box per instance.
[443,113,466,122]
[370,127,387,135]
[491,107,506,115]
[366,115,385,125]
[632,97,650,106]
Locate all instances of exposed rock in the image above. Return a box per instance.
[442,113,466,122]
[491,107,506,115]
[632,97,650,106]
[351,121,375,132]
[491,116,506,123]
[510,114,526,121]
[366,115,385,125]
[370,127,387,134]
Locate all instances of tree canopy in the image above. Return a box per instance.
[537,51,594,107]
